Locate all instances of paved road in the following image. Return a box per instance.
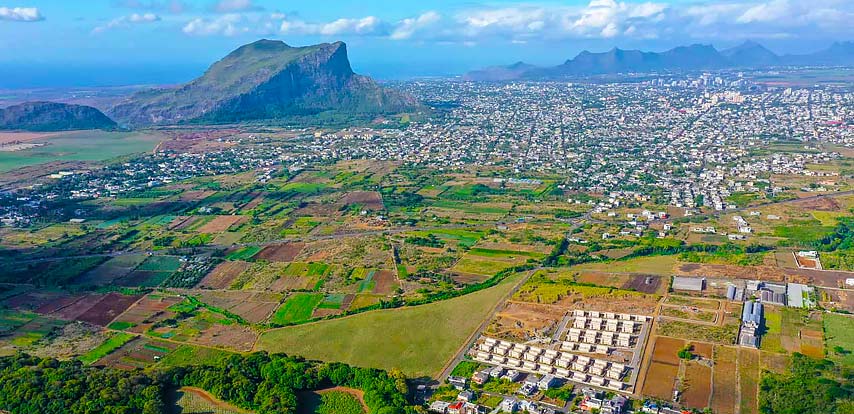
[434,267,542,384]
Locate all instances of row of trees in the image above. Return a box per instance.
[0,352,414,414]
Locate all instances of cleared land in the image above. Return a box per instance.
[172,386,253,414]
[824,313,854,366]
[711,346,738,414]
[256,273,524,377]
[0,131,162,172]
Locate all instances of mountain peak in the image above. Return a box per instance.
[109,39,417,126]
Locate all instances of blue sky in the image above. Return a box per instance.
[0,0,851,87]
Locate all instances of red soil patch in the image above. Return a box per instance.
[372,270,398,295]
[682,363,712,409]
[195,291,280,324]
[621,274,663,294]
[340,191,385,211]
[75,293,142,326]
[198,261,251,289]
[3,291,74,312]
[178,190,216,202]
[269,276,317,292]
[652,337,685,366]
[312,308,344,318]
[643,362,679,400]
[692,342,714,359]
[51,294,104,320]
[255,242,305,262]
[194,324,257,352]
[451,272,490,285]
[112,294,183,329]
[196,215,244,233]
[35,295,85,314]
[793,197,840,211]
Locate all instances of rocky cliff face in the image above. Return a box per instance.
[109,40,418,126]
[0,101,117,131]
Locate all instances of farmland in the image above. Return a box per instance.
[1,117,854,414]
[824,313,854,366]
[0,130,163,172]
[256,272,524,377]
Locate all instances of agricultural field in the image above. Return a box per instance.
[642,337,684,400]
[824,313,854,366]
[0,130,163,172]
[256,272,524,377]
[513,271,659,315]
[172,387,253,414]
[271,293,324,325]
[711,346,739,414]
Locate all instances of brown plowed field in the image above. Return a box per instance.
[340,191,384,211]
[621,274,663,294]
[194,324,257,351]
[643,362,679,400]
[198,261,251,289]
[372,270,398,294]
[711,346,738,414]
[682,363,712,409]
[75,293,142,326]
[652,337,685,365]
[52,294,104,320]
[255,243,305,262]
[111,294,183,328]
[196,215,244,233]
[195,291,280,324]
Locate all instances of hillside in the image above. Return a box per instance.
[109,39,419,126]
[0,101,117,131]
[464,41,854,81]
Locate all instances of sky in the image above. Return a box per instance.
[0,0,851,87]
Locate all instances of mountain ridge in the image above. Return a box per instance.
[0,101,117,132]
[109,39,419,126]
[464,41,854,81]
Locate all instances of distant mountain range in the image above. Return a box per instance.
[465,41,854,81]
[0,101,116,132]
[109,39,419,127]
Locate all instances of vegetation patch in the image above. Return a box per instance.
[271,293,324,325]
[256,273,523,377]
[78,332,135,364]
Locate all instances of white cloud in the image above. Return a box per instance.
[175,0,853,42]
[320,16,384,36]
[183,13,247,36]
[0,6,44,22]
[390,11,441,40]
[93,12,160,33]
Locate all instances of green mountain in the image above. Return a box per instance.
[0,101,117,132]
[109,39,419,126]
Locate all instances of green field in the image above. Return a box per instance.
[136,256,182,272]
[256,272,523,377]
[573,255,679,275]
[0,131,162,172]
[271,293,324,325]
[156,344,236,367]
[824,313,854,366]
[317,294,347,310]
[79,332,136,364]
[226,246,261,261]
[760,307,785,353]
[452,256,514,276]
[312,391,365,414]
